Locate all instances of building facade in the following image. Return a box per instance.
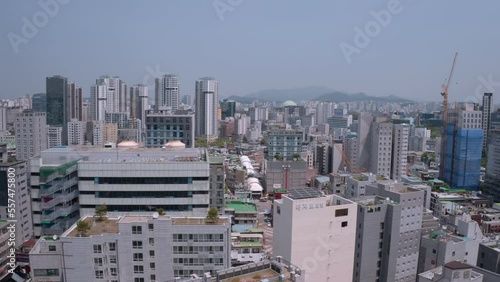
[145,110,195,148]
[195,78,218,139]
[267,130,303,160]
[15,110,48,161]
[155,74,179,111]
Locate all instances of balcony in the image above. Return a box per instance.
[41,190,79,209]
[40,178,78,197]
[41,204,80,223]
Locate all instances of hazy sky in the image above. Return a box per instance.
[1,0,500,102]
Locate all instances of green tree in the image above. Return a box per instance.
[292,153,301,160]
[156,208,165,216]
[94,204,108,222]
[274,153,282,161]
[206,207,219,222]
[76,220,91,237]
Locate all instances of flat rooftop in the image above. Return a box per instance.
[172,217,228,225]
[226,201,257,213]
[66,217,119,237]
[287,187,323,200]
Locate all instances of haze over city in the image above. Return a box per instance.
[2,0,500,101]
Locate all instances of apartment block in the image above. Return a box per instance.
[15,110,47,161]
[145,110,195,148]
[29,215,231,282]
[273,188,357,282]
[267,129,303,160]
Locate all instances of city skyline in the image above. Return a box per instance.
[1,1,500,102]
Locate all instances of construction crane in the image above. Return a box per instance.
[439,52,458,181]
[333,142,364,174]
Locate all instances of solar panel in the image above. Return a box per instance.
[288,188,323,200]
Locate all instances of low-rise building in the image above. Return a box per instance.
[29,215,231,282]
[419,261,484,282]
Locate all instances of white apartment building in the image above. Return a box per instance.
[195,78,218,139]
[370,121,393,177]
[392,124,409,181]
[130,84,149,132]
[273,188,357,282]
[90,83,107,121]
[0,161,33,246]
[67,119,86,145]
[46,126,62,149]
[29,215,231,282]
[155,74,179,111]
[15,110,47,161]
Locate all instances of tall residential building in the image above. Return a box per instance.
[343,135,358,173]
[357,112,373,172]
[130,84,149,132]
[67,119,86,145]
[220,99,236,120]
[267,129,303,160]
[209,156,226,212]
[0,107,6,132]
[29,215,231,282]
[316,102,335,125]
[90,75,128,122]
[369,120,393,177]
[155,74,179,111]
[66,81,83,121]
[353,181,425,282]
[181,94,191,106]
[392,124,409,181]
[195,77,218,139]
[46,126,62,149]
[31,93,47,112]
[0,160,33,246]
[482,93,493,153]
[15,110,47,161]
[442,103,483,190]
[81,100,90,122]
[46,76,68,144]
[273,189,357,281]
[316,142,332,175]
[145,110,195,148]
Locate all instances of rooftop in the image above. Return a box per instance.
[287,187,323,200]
[226,201,257,213]
[172,217,228,225]
[66,217,119,237]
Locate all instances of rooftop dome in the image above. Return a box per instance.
[282,100,297,107]
[117,140,139,148]
[163,140,186,150]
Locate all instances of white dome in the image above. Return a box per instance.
[163,140,186,151]
[283,100,297,107]
[117,140,139,148]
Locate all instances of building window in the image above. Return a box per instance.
[134,278,145,282]
[150,250,155,258]
[149,238,154,246]
[151,274,156,281]
[341,221,348,227]
[93,244,102,253]
[48,245,56,251]
[95,270,104,279]
[134,265,144,274]
[335,208,349,217]
[277,206,281,214]
[133,253,143,261]
[150,262,155,270]
[109,255,117,264]
[94,257,103,266]
[110,268,117,276]
[148,223,154,231]
[132,241,143,249]
[132,226,142,234]
[109,242,116,251]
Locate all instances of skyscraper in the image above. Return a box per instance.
[46,75,67,144]
[90,75,128,122]
[391,124,409,181]
[155,74,179,111]
[130,84,149,132]
[90,83,107,121]
[195,77,218,139]
[220,99,236,120]
[484,129,500,200]
[31,93,47,112]
[66,81,83,121]
[443,103,483,190]
[482,93,493,153]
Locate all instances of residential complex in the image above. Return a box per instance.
[145,110,195,148]
[155,74,179,111]
[15,110,47,161]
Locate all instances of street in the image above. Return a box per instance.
[254,198,273,256]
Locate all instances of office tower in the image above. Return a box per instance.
[46,75,68,144]
[31,93,47,112]
[145,109,195,148]
[67,119,86,145]
[209,156,226,212]
[155,74,179,111]
[220,99,236,120]
[327,116,348,129]
[482,93,493,153]
[267,129,303,160]
[0,107,6,132]
[273,189,357,281]
[90,83,107,121]
[484,129,500,200]
[0,160,33,246]
[353,182,425,282]
[46,126,62,148]
[195,77,218,139]
[130,84,149,132]
[15,110,47,161]
[391,124,409,181]
[442,103,483,190]
[316,142,332,175]
[181,94,191,106]
[29,214,231,281]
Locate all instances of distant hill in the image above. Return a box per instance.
[225,86,413,104]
